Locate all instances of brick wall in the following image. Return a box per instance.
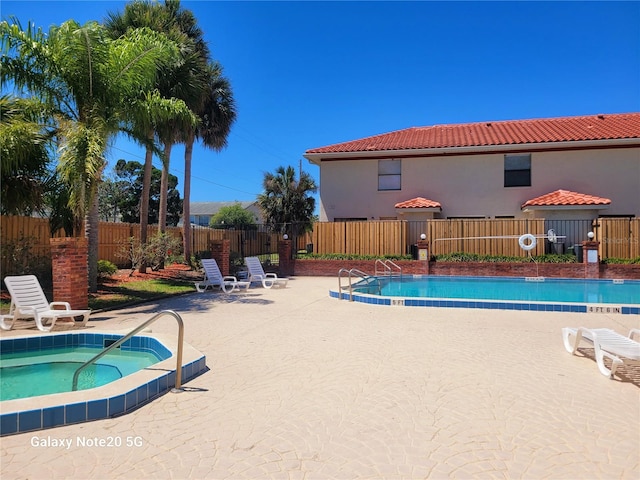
[293,259,640,279]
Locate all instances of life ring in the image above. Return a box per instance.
[519,234,537,251]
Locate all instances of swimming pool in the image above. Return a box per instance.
[1,346,166,401]
[0,331,207,436]
[332,276,640,314]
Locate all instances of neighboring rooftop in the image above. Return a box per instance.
[306,113,640,154]
[521,189,612,209]
[190,201,256,215]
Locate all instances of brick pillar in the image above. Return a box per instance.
[278,240,294,276]
[210,239,230,275]
[50,237,88,309]
[417,240,430,275]
[582,240,600,279]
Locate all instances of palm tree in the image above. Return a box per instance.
[182,61,236,265]
[1,18,185,291]
[258,165,317,237]
[0,95,53,215]
[106,0,202,267]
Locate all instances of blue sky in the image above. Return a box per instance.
[2,1,639,207]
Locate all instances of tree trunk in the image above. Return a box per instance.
[182,137,194,266]
[158,141,172,234]
[138,130,154,273]
[85,194,100,293]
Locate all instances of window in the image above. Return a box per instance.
[378,159,401,191]
[504,154,531,187]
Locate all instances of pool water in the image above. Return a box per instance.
[353,276,640,305]
[0,347,162,401]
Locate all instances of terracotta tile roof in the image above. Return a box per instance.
[521,189,612,208]
[306,113,640,154]
[395,197,442,209]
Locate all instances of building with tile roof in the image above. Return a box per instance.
[304,113,640,222]
[188,201,262,227]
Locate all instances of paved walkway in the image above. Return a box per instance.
[1,277,639,479]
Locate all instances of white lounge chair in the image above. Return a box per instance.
[195,259,250,293]
[244,256,288,289]
[562,327,640,378]
[1,275,90,332]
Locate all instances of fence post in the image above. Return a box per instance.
[210,239,230,276]
[278,239,294,276]
[50,237,88,309]
[582,240,600,279]
[417,239,430,275]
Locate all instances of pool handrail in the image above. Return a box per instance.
[338,268,381,301]
[71,310,184,392]
[375,259,402,277]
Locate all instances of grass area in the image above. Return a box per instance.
[88,278,195,311]
[0,276,195,315]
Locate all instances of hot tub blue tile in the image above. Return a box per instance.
[18,409,42,432]
[1,413,18,435]
[158,375,168,392]
[136,385,148,404]
[148,379,159,397]
[66,402,87,424]
[109,395,125,416]
[53,335,66,347]
[88,399,108,420]
[43,406,65,428]
[125,390,137,411]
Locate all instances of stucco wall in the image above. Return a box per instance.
[317,147,639,221]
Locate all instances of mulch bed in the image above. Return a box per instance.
[102,263,201,287]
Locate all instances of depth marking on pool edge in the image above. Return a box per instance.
[391,299,405,306]
[587,305,622,314]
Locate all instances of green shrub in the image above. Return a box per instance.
[297,253,412,261]
[602,256,640,265]
[0,235,52,286]
[433,252,578,263]
[97,260,118,278]
[116,232,183,275]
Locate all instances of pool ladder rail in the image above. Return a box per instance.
[71,310,185,392]
[375,259,402,278]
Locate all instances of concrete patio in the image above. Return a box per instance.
[1,276,639,479]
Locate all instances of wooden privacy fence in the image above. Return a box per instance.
[312,221,408,256]
[1,216,304,272]
[311,218,639,259]
[312,219,546,257]
[1,216,638,275]
[595,217,640,259]
[427,218,546,257]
